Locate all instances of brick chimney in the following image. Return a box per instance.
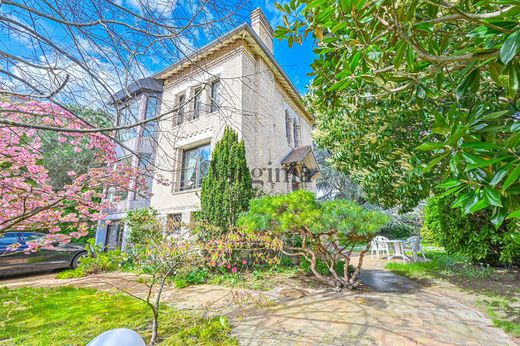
[250,8,274,54]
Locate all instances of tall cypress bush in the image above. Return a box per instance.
[199,127,253,230]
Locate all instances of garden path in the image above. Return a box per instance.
[0,258,516,346]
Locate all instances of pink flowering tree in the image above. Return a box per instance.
[0,100,144,249]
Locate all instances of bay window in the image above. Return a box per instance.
[179,144,210,191]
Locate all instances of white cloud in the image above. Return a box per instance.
[263,0,289,27]
[122,0,178,17]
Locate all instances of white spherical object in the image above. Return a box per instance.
[87,328,146,346]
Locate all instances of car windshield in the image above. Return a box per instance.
[0,233,20,246]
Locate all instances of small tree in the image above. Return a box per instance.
[199,127,253,230]
[239,190,390,290]
[121,211,203,345]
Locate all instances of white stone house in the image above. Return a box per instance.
[95,9,320,249]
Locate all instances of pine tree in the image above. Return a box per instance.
[200,127,253,230]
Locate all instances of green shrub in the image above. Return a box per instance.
[125,208,163,250]
[238,190,389,289]
[422,195,519,265]
[199,127,254,230]
[174,268,209,288]
[56,239,133,279]
[379,221,414,239]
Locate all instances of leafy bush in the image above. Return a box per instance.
[173,268,209,288]
[422,195,520,265]
[56,239,132,279]
[379,221,414,239]
[125,208,163,250]
[238,190,389,289]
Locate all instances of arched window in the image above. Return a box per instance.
[293,117,300,147]
[285,110,293,145]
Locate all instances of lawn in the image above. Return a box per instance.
[0,286,237,346]
[385,250,520,338]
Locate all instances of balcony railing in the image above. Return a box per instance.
[173,103,220,126]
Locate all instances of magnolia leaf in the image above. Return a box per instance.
[500,30,520,64]
[438,179,462,189]
[502,164,520,191]
[480,110,508,121]
[416,142,446,151]
[460,142,501,150]
[394,41,406,69]
[465,157,504,171]
[491,207,507,229]
[350,51,362,72]
[483,187,503,207]
[470,198,490,213]
[424,153,449,172]
[507,210,520,219]
[490,163,512,187]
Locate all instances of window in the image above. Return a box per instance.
[179,144,211,191]
[119,99,140,142]
[210,79,221,112]
[176,94,185,125]
[285,110,292,145]
[138,153,152,169]
[105,222,124,250]
[143,97,159,137]
[167,214,183,233]
[193,87,202,119]
[293,118,300,147]
[0,233,20,246]
[107,156,132,202]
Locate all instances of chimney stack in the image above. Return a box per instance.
[250,8,274,54]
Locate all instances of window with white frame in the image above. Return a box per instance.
[210,79,221,113]
[176,94,185,125]
[119,99,140,142]
[167,213,183,232]
[193,87,202,119]
[179,144,210,191]
[143,96,159,137]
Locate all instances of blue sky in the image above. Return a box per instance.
[0,1,316,96]
[257,1,316,93]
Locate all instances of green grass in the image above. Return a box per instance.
[477,296,520,338]
[0,286,237,346]
[385,249,520,338]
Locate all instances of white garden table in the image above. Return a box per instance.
[386,239,410,261]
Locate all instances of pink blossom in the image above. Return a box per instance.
[226,263,231,269]
[0,100,146,242]
[231,267,237,273]
[242,259,247,265]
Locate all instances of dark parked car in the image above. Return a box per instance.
[0,232,87,277]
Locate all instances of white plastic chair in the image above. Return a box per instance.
[371,236,390,259]
[403,236,426,262]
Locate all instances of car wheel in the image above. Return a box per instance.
[71,252,87,269]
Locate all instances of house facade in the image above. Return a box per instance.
[95,9,319,248]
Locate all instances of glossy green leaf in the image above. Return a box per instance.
[500,30,520,64]
[416,142,445,151]
[483,187,503,207]
[502,164,520,191]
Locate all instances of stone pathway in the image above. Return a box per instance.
[0,259,516,346]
